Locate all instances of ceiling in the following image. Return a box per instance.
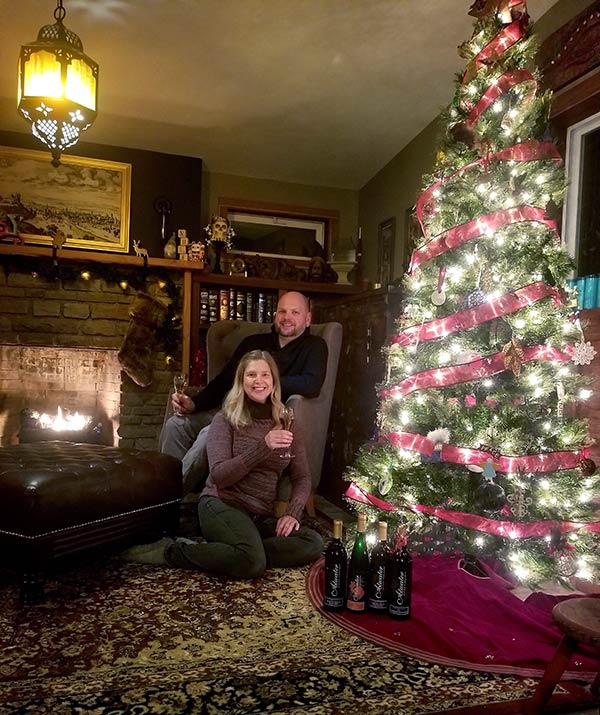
[1,0,559,190]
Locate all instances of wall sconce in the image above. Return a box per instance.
[17,0,99,167]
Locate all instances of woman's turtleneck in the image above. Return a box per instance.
[245,395,273,420]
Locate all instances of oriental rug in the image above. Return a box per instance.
[0,556,590,715]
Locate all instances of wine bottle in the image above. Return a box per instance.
[367,521,391,612]
[388,533,412,620]
[323,519,347,612]
[346,513,369,613]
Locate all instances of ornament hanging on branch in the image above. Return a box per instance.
[502,336,525,376]
[506,481,532,519]
[578,458,597,477]
[431,266,447,306]
[571,340,597,366]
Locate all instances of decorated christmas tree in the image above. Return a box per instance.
[345,0,600,586]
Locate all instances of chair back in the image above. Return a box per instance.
[206,320,343,489]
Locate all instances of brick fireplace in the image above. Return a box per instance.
[0,265,181,450]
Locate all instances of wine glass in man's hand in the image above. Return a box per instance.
[280,406,294,458]
[173,374,188,415]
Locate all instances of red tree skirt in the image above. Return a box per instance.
[306,555,600,679]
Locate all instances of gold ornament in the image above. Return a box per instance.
[165,355,175,366]
[502,336,525,376]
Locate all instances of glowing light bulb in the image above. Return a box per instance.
[579,389,592,400]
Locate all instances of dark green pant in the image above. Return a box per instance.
[166,496,324,579]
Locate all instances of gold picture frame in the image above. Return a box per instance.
[0,145,131,253]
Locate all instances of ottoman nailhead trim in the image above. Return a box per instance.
[0,498,181,540]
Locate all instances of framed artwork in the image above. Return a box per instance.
[403,208,421,275]
[0,145,131,253]
[377,217,396,286]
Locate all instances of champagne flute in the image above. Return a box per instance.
[280,406,294,459]
[173,373,188,395]
[173,373,188,415]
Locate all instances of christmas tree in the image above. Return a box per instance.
[345,0,600,586]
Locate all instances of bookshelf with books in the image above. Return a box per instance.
[188,272,359,382]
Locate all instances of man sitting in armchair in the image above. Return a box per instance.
[160,291,328,494]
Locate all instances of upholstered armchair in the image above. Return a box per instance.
[206,320,343,515]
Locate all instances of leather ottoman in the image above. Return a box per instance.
[0,442,182,603]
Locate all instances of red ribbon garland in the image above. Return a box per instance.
[385,431,589,474]
[392,282,562,348]
[465,68,537,128]
[463,18,526,81]
[345,482,600,539]
[381,344,570,400]
[409,205,557,275]
[415,141,562,238]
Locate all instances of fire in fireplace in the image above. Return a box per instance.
[19,406,104,444]
[0,345,120,446]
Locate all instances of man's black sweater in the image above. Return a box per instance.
[192,327,328,412]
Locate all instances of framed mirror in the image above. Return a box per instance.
[217,197,338,262]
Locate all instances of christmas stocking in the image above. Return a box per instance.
[118,292,168,387]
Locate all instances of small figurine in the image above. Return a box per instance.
[133,239,149,259]
[189,241,206,262]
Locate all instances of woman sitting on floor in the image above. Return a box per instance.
[122,349,323,577]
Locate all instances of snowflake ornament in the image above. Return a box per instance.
[571,340,597,366]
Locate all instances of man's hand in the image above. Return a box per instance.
[264,429,293,451]
[276,514,300,537]
[172,392,195,415]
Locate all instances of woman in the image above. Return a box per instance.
[123,350,323,578]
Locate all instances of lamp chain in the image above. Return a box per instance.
[54,0,66,23]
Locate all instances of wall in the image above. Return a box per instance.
[357,0,593,285]
[358,118,439,284]
[203,171,359,258]
[0,130,203,259]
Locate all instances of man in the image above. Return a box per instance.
[160,291,328,492]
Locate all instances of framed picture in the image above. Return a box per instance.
[403,208,421,275]
[377,217,396,286]
[0,145,131,253]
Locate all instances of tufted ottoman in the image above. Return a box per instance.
[0,442,182,603]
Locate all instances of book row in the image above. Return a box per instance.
[200,288,279,324]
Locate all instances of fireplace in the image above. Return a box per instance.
[0,265,179,450]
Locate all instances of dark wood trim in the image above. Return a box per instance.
[539,2,600,93]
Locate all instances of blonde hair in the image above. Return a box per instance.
[222,350,285,429]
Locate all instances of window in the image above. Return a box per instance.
[563,109,600,277]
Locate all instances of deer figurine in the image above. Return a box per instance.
[133,239,149,259]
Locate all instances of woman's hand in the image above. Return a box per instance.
[172,392,195,416]
[276,514,300,537]
[264,429,293,450]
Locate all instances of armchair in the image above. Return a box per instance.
[206,320,342,515]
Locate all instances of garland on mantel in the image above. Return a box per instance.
[0,253,182,364]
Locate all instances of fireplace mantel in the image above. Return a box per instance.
[0,244,207,272]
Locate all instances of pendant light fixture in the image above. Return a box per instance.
[17,0,99,167]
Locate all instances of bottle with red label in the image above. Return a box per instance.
[346,513,369,612]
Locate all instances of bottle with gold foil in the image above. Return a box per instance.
[346,513,369,613]
[367,521,391,613]
[323,519,347,612]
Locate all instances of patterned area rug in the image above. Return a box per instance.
[0,557,571,715]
